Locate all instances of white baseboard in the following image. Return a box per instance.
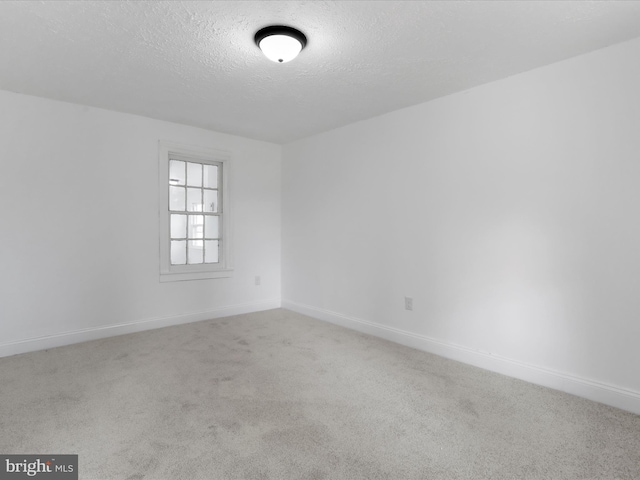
[282,299,640,415]
[0,299,281,359]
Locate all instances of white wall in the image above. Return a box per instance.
[0,90,281,355]
[282,37,640,412]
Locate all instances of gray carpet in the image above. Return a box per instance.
[0,308,638,479]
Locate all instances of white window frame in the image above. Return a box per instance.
[158,141,233,282]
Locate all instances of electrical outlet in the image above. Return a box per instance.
[255,276,261,286]
[404,296,413,311]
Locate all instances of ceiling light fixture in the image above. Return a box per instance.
[254,25,307,63]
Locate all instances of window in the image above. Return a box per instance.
[159,142,232,281]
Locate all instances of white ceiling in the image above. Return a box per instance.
[2,1,640,144]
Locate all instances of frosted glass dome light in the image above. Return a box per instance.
[255,26,307,63]
[259,35,302,63]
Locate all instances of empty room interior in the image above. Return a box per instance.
[1,1,640,479]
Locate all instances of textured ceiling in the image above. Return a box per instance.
[1,1,640,144]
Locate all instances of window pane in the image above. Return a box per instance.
[170,214,187,238]
[187,188,202,212]
[188,215,204,239]
[188,241,203,264]
[170,240,187,265]
[204,216,219,238]
[205,240,219,263]
[203,189,218,213]
[169,160,185,186]
[169,186,185,211]
[187,162,202,187]
[204,165,218,188]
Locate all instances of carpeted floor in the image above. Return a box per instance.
[0,308,639,479]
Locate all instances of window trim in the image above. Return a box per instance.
[158,141,233,282]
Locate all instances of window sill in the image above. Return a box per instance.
[160,269,234,282]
